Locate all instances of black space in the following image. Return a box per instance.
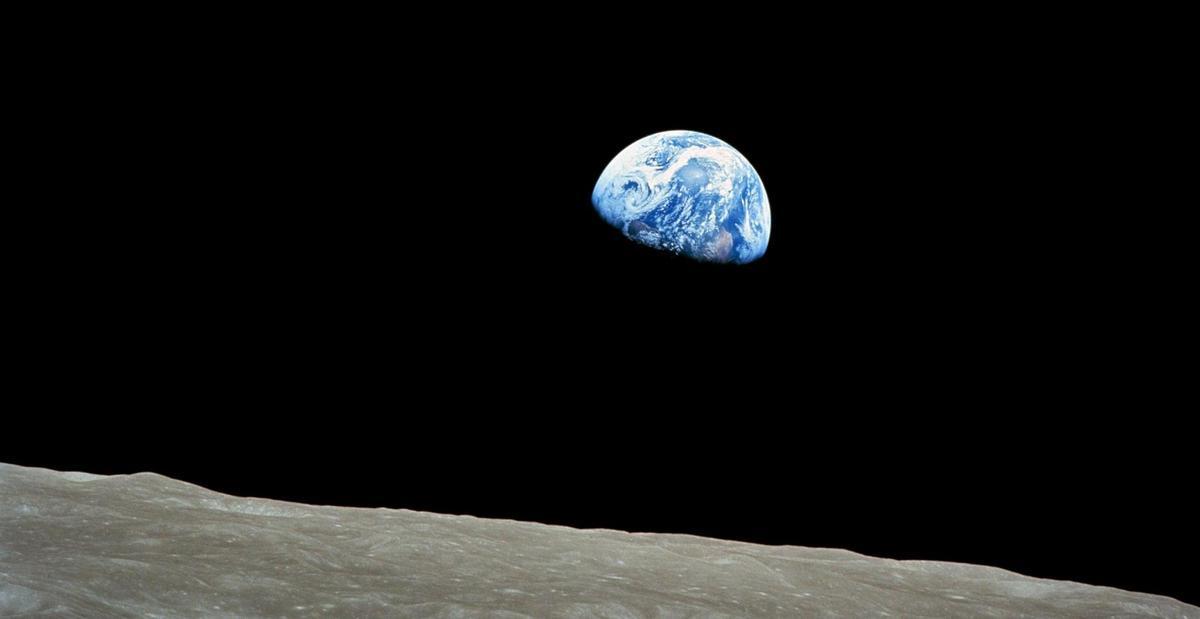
[10,12,1193,607]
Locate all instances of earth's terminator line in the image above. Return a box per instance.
[592,130,771,264]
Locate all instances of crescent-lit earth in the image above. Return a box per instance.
[592,130,771,264]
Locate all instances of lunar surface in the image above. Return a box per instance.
[1,463,1193,618]
[592,130,770,264]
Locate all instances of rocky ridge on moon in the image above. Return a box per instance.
[1,463,1194,618]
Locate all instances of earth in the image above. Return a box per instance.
[592,130,771,264]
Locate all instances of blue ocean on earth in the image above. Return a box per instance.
[592,130,771,264]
